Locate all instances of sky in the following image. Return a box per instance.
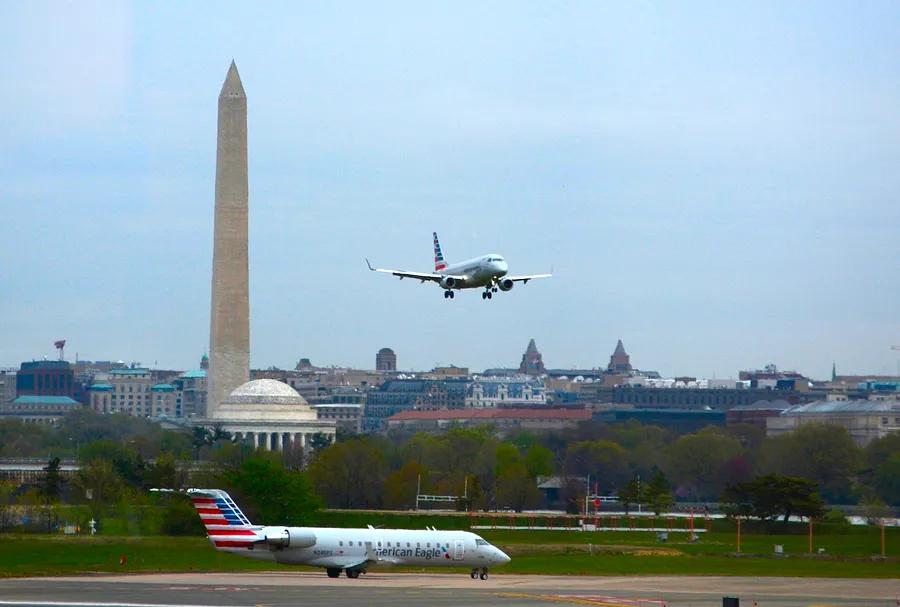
[1,2,898,379]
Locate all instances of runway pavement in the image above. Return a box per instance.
[0,572,896,607]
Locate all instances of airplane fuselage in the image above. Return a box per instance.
[441,254,508,289]
[219,525,509,571]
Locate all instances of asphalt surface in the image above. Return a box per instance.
[0,573,897,607]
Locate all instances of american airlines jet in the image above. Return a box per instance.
[366,232,551,300]
[186,488,510,579]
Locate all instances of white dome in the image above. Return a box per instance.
[221,379,308,405]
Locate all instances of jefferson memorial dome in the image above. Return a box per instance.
[209,378,334,451]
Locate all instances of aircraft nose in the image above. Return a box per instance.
[495,548,511,564]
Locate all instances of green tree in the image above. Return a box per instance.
[226,456,321,525]
[565,440,628,493]
[617,475,642,515]
[0,479,17,531]
[721,474,825,522]
[524,444,555,479]
[494,462,542,512]
[144,453,186,490]
[872,453,900,506]
[383,461,429,509]
[74,459,124,514]
[308,438,386,508]
[665,427,743,500]
[761,424,861,502]
[38,457,63,532]
[642,470,674,516]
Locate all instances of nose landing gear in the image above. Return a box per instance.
[470,567,488,580]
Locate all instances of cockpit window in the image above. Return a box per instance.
[475,539,491,546]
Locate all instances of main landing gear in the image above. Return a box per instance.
[444,290,455,299]
[470,567,489,580]
[481,290,492,300]
[326,567,363,579]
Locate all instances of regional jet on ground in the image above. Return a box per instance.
[185,488,510,579]
[366,232,551,300]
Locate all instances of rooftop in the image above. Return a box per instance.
[10,395,80,406]
[781,400,900,415]
[389,408,590,422]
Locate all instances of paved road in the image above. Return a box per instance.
[0,573,896,607]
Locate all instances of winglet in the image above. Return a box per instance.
[365,258,375,271]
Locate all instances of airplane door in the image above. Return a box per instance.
[453,539,465,560]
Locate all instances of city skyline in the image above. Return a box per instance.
[2,2,898,378]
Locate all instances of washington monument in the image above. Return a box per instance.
[208,61,250,417]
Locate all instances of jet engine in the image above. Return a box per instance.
[498,278,514,292]
[259,527,316,549]
[440,276,457,289]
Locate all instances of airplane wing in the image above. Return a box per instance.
[366,259,464,284]
[504,273,552,284]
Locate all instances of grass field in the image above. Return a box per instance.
[0,528,896,579]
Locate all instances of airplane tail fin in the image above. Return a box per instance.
[433,232,447,272]
[187,488,261,550]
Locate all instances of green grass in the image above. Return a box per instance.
[0,531,896,579]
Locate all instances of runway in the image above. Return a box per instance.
[0,573,896,607]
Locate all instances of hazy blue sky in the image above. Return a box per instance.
[2,2,898,378]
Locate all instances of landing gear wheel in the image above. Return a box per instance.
[449,291,455,299]
[346,569,360,579]
[326,568,340,578]
[492,287,498,293]
[444,290,450,299]
[470,569,478,579]
[481,292,487,300]
[479,568,488,580]
[487,291,492,299]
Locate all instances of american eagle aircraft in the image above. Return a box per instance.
[366,232,551,300]
[186,488,510,579]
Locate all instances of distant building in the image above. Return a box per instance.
[376,348,397,372]
[739,364,809,390]
[363,379,467,433]
[726,399,792,429]
[429,365,469,378]
[518,339,546,375]
[173,369,207,418]
[315,403,362,434]
[16,360,75,398]
[607,339,633,374]
[150,383,179,417]
[387,407,590,433]
[465,377,546,408]
[766,398,900,446]
[0,370,16,404]
[592,407,725,432]
[89,367,153,416]
[0,395,81,424]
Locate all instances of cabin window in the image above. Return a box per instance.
[406,542,410,547]
[339,541,343,546]
[427,543,431,548]
[378,541,382,547]
[349,541,353,546]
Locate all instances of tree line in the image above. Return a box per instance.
[0,410,897,534]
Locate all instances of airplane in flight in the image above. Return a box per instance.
[185,488,510,580]
[366,232,551,300]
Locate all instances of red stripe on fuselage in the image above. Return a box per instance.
[214,540,253,548]
[206,529,257,536]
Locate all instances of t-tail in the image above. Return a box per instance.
[433,232,446,272]
[188,488,261,551]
